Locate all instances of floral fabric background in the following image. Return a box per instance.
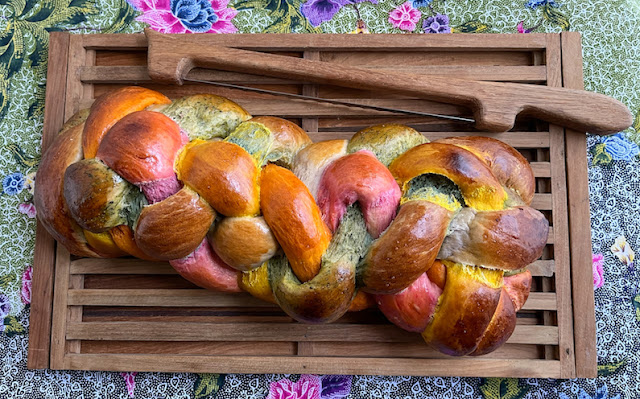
[1,0,639,397]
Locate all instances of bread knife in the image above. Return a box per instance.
[145,29,633,135]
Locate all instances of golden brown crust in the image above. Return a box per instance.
[436,136,535,205]
[61,108,91,134]
[348,291,376,312]
[249,116,312,168]
[135,187,215,260]
[39,87,540,355]
[422,263,503,356]
[260,164,332,282]
[426,260,446,290]
[34,118,100,257]
[389,142,508,211]
[238,262,276,303]
[96,111,183,185]
[361,201,451,294]
[63,159,135,233]
[176,140,260,217]
[83,86,171,158]
[470,287,517,356]
[83,230,128,257]
[109,225,161,261]
[270,256,355,323]
[440,206,549,270]
[292,139,348,198]
[210,216,279,271]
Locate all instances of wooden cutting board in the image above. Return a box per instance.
[28,31,596,378]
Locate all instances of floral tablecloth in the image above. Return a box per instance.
[1,0,639,398]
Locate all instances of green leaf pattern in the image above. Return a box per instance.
[598,359,627,377]
[453,20,491,33]
[234,0,320,33]
[479,378,529,399]
[193,373,225,399]
[592,143,613,166]
[0,0,638,397]
[3,315,24,336]
[542,3,570,31]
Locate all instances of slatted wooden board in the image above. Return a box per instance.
[28,32,596,378]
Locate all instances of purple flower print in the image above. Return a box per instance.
[593,253,604,289]
[128,0,237,34]
[0,294,11,319]
[423,13,450,33]
[321,375,352,398]
[301,0,377,28]
[301,0,349,27]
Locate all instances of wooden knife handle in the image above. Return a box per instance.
[146,29,632,135]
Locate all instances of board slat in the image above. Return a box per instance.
[81,33,549,51]
[67,289,558,311]
[63,354,561,377]
[28,31,70,370]
[79,65,547,84]
[81,340,298,356]
[562,32,597,378]
[67,289,277,307]
[545,34,576,379]
[292,342,543,360]
[81,340,541,359]
[531,193,552,210]
[66,322,558,345]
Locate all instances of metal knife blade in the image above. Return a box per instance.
[183,78,476,123]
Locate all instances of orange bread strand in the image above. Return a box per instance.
[176,140,260,217]
[83,86,171,159]
[260,164,332,282]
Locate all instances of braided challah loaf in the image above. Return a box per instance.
[36,86,548,356]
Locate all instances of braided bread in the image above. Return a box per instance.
[35,86,548,356]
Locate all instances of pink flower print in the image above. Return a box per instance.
[517,20,540,33]
[18,202,37,218]
[120,372,138,398]
[266,374,322,399]
[388,2,421,32]
[593,253,604,289]
[127,0,237,34]
[21,265,32,304]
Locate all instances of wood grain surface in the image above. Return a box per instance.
[28,32,596,378]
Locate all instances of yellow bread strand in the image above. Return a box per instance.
[83,230,128,257]
[239,262,277,304]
